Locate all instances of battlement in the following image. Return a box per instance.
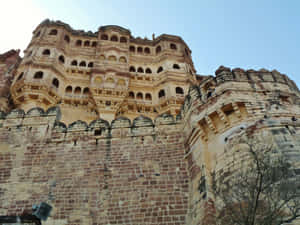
[180,66,300,145]
[0,106,180,138]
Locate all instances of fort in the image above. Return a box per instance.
[0,19,299,225]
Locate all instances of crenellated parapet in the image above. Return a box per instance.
[182,66,299,134]
[0,106,182,141]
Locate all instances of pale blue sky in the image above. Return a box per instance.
[1,0,299,87]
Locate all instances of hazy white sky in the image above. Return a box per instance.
[0,0,299,87]
[0,1,47,55]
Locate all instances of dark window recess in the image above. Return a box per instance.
[207,91,212,98]
[198,176,206,193]
[94,129,102,136]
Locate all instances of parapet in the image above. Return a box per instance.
[214,66,299,92]
[0,106,181,139]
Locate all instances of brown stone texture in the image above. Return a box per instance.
[0,111,188,225]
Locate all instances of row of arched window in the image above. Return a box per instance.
[158,87,184,98]
[127,87,184,101]
[75,39,97,47]
[36,28,190,57]
[42,49,66,64]
[99,55,127,63]
[29,71,60,89]
[70,60,94,68]
[100,34,127,43]
[129,64,180,74]
[16,71,184,99]
[41,48,94,68]
[128,91,152,100]
[94,76,126,86]
[129,43,177,55]
[65,86,90,95]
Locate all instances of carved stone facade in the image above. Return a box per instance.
[0,20,300,225]
[10,19,195,124]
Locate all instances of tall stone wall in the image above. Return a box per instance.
[0,108,189,225]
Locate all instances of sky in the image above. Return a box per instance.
[0,0,299,87]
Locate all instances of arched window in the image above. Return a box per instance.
[106,78,114,83]
[156,46,161,54]
[83,87,90,95]
[137,47,143,53]
[17,72,24,81]
[88,62,93,68]
[145,68,152,74]
[170,43,177,50]
[129,66,136,72]
[99,55,105,60]
[111,35,118,42]
[120,36,127,43]
[158,89,165,98]
[157,66,163,73]
[129,46,135,52]
[64,35,70,43]
[94,77,102,84]
[129,91,134,99]
[74,87,81,94]
[137,67,144,73]
[71,60,77,66]
[79,61,86,67]
[65,86,72,93]
[76,40,82,46]
[145,93,152,100]
[42,49,50,56]
[58,55,65,63]
[84,40,90,47]
[52,78,59,88]
[119,56,127,63]
[173,64,180,69]
[49,29,57,35]
[101,34,108,40]
[176,87,184,94]
[108,55,117,61]
[117,79,125,86]
[92,41,97,47]
[185,48,189,55]
[35,31,40,38]
[207,91,212,98]
[144,47,150,54]
[34,71,43,79]
[136,92,143,99]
